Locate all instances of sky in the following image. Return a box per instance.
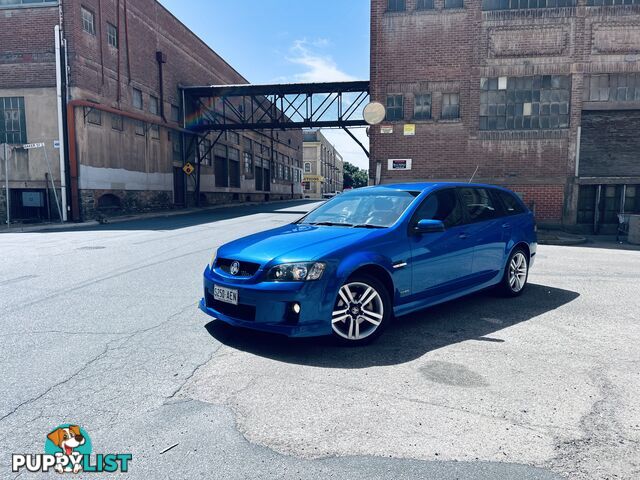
[158,0,371,170]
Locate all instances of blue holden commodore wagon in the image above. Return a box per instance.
[200,183,537,345]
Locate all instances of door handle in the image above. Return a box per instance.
[459,233,469,239]
[502,223,511,229]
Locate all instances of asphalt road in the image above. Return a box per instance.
[0,200,638,480]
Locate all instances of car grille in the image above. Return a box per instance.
[205,291,256,322]
[215,258,261,277]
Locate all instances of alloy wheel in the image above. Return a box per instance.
[508,252,528,293]
[332,282,384,341]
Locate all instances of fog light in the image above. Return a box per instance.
[292,303,301,314]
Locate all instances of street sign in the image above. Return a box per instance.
[404,124,416,136]
[380,125,393,134]
[183,162,195,176]
[23,143,46,150]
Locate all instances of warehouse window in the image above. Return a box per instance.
[414,94,432,120]
[81,7,95,35]
[0,97,26,145]
[441,93,460,120]
[588,75,610,102]
[134,120,145,136]
[111,114,123,131]
[445,0,464,8]
[107,23,118,48]
[587,73,640,102]
[149,95,159,116]
[133,88,143,110]
[86,108,102,125]
[170,105,180,123]
[0,0,58,6]
[198,139,211,165]
[387,0,406,11]
[482,0,576,10]
[150,125,160,140]
[385,95,404,121]
[244,152,253,175]
[587,0,640,4]
[227,131,239,145]
[480,75,571,130]
[416,0,434,9]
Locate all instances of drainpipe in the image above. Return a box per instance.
[156,51,167,122]
[55,25,68,221]
[66,103,80,221]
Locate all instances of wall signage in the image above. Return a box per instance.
[388,159,412,171]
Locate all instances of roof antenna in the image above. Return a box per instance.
[468,165,479,184]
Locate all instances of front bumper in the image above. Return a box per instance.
[199,267,334,337]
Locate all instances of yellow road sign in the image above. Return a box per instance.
[183,162,195,176]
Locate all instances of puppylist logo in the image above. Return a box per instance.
[12,424,132,474]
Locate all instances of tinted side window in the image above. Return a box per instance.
[496,190,526,216]
[458,187,499,223]
[413,189,463,228]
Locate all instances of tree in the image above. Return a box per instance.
[343,162,369,189]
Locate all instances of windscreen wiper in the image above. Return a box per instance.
[352,224,387,229]
[309,221,354,227]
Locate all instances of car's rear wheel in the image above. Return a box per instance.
[500,248,529,297]
[331,274,390,345]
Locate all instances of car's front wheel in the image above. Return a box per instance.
[331,274,390,345]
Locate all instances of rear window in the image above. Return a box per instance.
[458,187,500,223]
[496,190,526,216]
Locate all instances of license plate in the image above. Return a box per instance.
[213,285,238,305]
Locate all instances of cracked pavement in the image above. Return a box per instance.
[0,201,638,479]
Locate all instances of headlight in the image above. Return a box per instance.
[267,262,325,282]
[209,248,218,269]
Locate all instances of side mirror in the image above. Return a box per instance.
[414,219,445,234]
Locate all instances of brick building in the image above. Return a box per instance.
[370,0,640,231]
[0,0,302,223]
[302,130,344,199]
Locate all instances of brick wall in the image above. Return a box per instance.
[506,184,565,222]
[0,4,59,89]
[370,0,640,225]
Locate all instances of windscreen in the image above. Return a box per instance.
[299,190,419,228]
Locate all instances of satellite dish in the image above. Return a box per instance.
[363,102,386,126]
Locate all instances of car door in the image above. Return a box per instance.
[408,188,474,299]
[457,187,507,284]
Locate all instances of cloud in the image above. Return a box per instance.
[287,39,357,83]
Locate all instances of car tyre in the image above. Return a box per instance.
[499,247,529,297]
[331,273,391,346]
